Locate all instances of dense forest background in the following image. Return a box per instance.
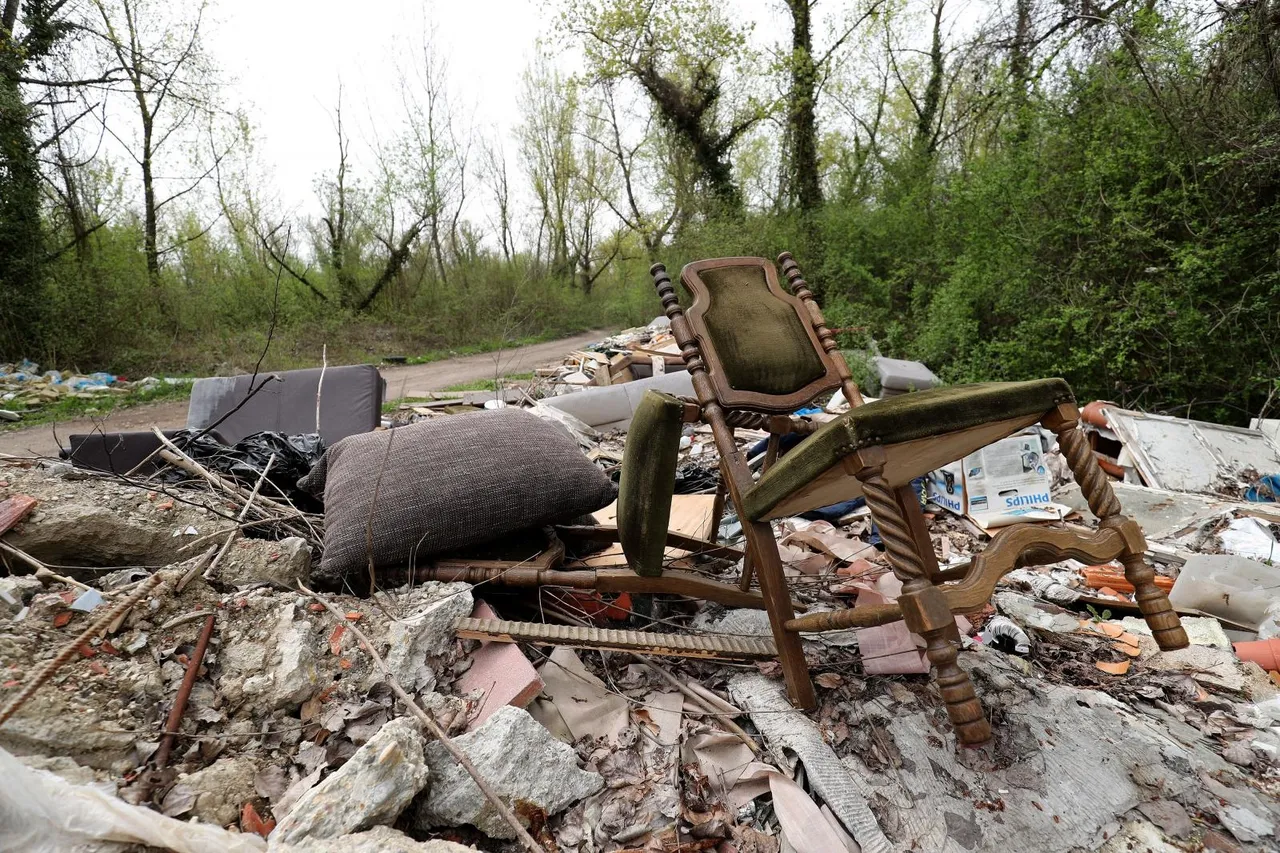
[0,0,1277,425]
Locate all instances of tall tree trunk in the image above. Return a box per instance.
[0,0,48,358]
[1010,0,1034,139]
[786,0,823,211]
[916,0,945,156]
[141,143,160,286]
[633,61,746,213]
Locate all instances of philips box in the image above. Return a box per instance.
[926,427,1062,528]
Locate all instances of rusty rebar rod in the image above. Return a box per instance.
[153,613,216,769]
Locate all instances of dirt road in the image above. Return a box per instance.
[0,330,611,459]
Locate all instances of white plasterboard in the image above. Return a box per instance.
[1102,407,1280,494]
[1251,417,1280,446]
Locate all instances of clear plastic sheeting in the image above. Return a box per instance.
[0,746,265,853]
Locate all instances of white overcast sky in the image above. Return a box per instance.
[208,0,548,213]
[206,0,788,215]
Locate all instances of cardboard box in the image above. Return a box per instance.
[926,427,1065,528]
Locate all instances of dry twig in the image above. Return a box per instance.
[205,453,275,582]
[299,584,544,853]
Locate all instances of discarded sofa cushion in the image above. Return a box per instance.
[66,429,225,475]
[617,391,684,577]
[187,364,384,446]
[300,409,617,584]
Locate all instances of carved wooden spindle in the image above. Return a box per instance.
[651,263,707,377]
[1044,405,1188,651]
[778,252,865,407]
[650,262,817,709]
[856,451,991,745]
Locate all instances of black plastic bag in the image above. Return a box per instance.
[165,429,325,510]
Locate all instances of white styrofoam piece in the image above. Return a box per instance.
[539,370,695,430]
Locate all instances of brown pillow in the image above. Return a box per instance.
[301,409,616,584]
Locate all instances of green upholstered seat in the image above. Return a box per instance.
[742,378,1075,521]
[617,390,686,576]
[694,264,827,396]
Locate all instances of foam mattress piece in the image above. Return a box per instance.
[874,357,939,395]
[539,371,695,431]
[187,364,384,445]
[66,429,224,474]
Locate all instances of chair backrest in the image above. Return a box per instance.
[680,257,842,413]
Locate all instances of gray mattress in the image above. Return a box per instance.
[187,365,385,445]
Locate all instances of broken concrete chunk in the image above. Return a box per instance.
[993,590,1081,634]
[0,575,42,610]
[1143,644,1278,700]
[382,582,473,694]
[269,825,472,852]
[217,536,312,589]
[272,717,429,844]
[181,755,261,827]
[1121,614,1231,649]
[1217,803,1275,844]
[16,754,103,787]
[408,704,604,839]
[252,602,324,711]
[1,465,235,570]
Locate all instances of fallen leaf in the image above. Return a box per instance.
[814,672,844,689]
[1096,659,1131,676]
[275,766,323,818]
[160,783,197,817]
[755,660,783,677]
[254,765,290,802]
[240,802,275,837]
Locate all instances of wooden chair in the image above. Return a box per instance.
[625,253,1188,745]
[451,252,1188,746]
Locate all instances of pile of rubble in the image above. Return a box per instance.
[1,358,189,422]
[534,319,682,391]
[2,329,1280,853]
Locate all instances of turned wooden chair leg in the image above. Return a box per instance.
[1044,405,1189,651]
[908,586,992,745]
[740,436,781,593]
[708,475,727,546]
[857,449,992,745]
[743,519,816,709]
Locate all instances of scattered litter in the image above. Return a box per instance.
[927,427,1068,528]
[979,615,1032,654]
[3,331,1280,852]
[68,588,102,612]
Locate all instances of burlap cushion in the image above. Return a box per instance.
[300,409,617,584]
